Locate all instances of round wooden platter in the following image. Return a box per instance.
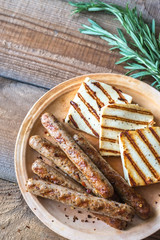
[15,73,160,240]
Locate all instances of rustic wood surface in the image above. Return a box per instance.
[0,0,160,89]
[0,76,47,182]
[0,0,160,239]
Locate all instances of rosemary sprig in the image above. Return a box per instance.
[69,1,160,90]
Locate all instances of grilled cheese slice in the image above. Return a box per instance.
[119,127,160,187]
[100,104,154,156]
[65,77,132,137]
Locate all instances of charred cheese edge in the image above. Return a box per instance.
[100,104,154,156]
[65,77,132,137]
[119,127,160,187]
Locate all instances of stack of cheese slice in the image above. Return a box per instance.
[100,104,154,156]
[119,127,160,186]
[65,77,132,137]
[65,77,160,187]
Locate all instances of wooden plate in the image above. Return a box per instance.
[15,73,160,240]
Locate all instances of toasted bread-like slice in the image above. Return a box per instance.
[119,127,160,186]
[100,104,154,156]
[65,77,132,137]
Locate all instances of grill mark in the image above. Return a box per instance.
[149,127,160,143]
[124,152,147,184]
[128,174,137,187]
[70,101,99,137]
[68,115,79,129]
[101,137,117,143]
[107,105,153,115]
[100,148,120,154]
[124,131,158,179]
[101,126,123,131]
[92,81,115,104]
[137,129,160,166]
[112,87,128,103]
[83,82,104,108]
[77,93,100,122]
[102,115,150,125]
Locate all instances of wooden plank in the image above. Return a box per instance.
[0,179,65,240]
[0,0,159,89]
[0,76,47,182]
[0,178,159,240]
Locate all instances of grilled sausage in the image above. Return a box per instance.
[73,133,150,220]
[41,113,114,199]
[94,215,127,230]
[30,136,118,199]
[32,159,84,192]
[29,135,93,192]
[26,179,134,221]
[32,159,127,230]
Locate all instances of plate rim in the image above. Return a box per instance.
[14,73,160,240]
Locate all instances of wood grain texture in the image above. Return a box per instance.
[0,0,160,89]
[0,179,66,240]
[0,76,47,182]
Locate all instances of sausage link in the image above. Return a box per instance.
[93,214,127,230]
[29,135,93,192]
[41,113,114,199]
[26,179,134,221]
[32,159,84,192]
[73,133,150,220]
[32,159,127,230]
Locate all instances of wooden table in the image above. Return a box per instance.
[0,0,160,239]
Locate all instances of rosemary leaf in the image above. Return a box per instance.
[69,1,160,90]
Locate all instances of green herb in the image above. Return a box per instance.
[69,1,160,90]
